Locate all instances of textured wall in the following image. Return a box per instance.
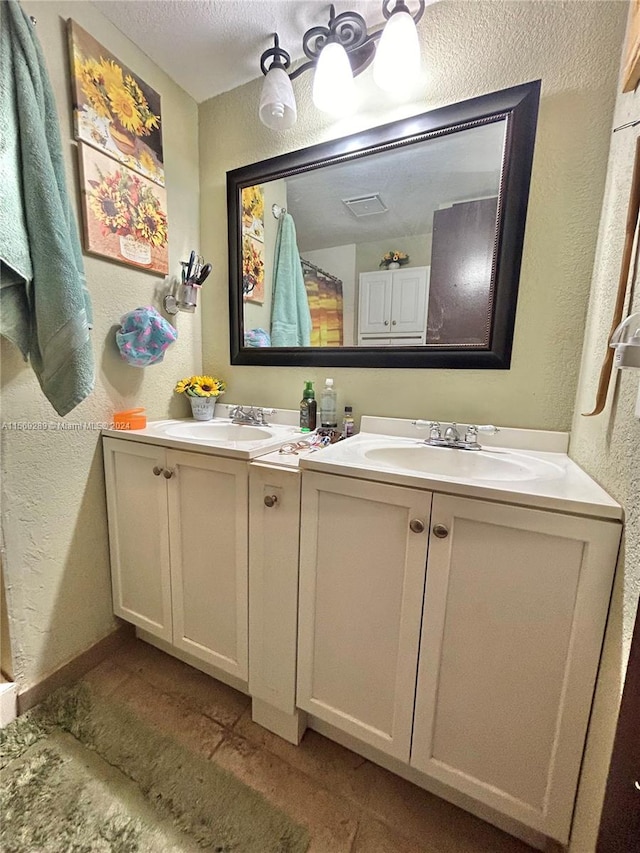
[0,0,201,690]
[569,59,640,853]
[199,0,627,430]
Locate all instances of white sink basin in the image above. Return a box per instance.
[164,422,275,442]
[363,444,564,482]
[132,417,305,459]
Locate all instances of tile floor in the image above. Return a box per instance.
[82,638,534,853]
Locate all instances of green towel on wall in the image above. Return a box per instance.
[270,213,312,347]
[0,0,94,416]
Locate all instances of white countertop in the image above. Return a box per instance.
[102,412,622,520]
[102,410,307,460]
[298,418,622,521]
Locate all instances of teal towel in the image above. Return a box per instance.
[270,213,312,347]
[0,0,94,416]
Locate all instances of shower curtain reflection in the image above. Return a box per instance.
[302,259,344,347]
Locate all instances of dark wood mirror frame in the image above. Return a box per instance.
[227,80,541,369]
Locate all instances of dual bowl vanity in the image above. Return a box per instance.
[102,408,621,849]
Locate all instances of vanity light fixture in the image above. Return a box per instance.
[258,0,425,129]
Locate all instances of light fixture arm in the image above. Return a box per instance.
[260,33,292,76]
[382,0,425,22]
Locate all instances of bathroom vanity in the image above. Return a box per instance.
[102,412,621,848]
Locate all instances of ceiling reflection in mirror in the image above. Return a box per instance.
[228,82,541,369]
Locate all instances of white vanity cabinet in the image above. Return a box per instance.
[297,471,432,760]
[103,437,249,681]
[358,266,429,344]
[296,471,621,844]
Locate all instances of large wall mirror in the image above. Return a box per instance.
[228,80,540,368]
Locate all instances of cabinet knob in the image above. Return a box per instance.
[392,320,397,326]
[384,320,389,326]
[409,518,425,533]
[433,523,449,539]
[162,469,174,479]
[152,466,163,476]
[264,494,278,507]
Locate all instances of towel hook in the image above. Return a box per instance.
[271,203,287,219]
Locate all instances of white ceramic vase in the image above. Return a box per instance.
[189,396,217,421]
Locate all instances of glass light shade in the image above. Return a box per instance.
[312,41,355,116]
[259,66,297,129]
[373,9,421,93]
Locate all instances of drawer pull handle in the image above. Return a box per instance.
[433,523,449,539]
[152,466,163,476]
[163,469,174,479]
[264,494,278,507]
[409,519,425,533]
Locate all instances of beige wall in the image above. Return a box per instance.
[200,0,626,429]
[0,0,201,690]
[568,39,640,853]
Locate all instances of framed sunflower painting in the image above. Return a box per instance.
[242,185,265,304]
[68,20,164,187]
[78,143,169,275]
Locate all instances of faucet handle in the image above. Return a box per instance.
[428,421,442,440]
[464,424,499,445]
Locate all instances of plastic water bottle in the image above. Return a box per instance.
[320,378,337,428]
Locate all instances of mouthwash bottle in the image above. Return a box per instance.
[299,381,317,432]
[342,406,354,438]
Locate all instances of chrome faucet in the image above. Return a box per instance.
[412,420,499,451]
[229,406,275,426]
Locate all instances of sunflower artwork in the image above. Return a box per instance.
[242,185,265,304]
[68,20,164,186]
[79,143,169,275]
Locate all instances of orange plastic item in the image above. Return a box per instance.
[113,407,147,430]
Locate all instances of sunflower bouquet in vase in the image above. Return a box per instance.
[174,375,226,421]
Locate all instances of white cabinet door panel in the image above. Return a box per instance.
[298,471,431,761]
[103,438,172,641]
[411,494,620,842]
[249,466,301,713]
[167,450,248,680]
[390,267,429,334]
[358,271,392,334]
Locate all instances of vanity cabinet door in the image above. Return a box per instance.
[411,494,621,843]
[248,465,301,714]
[166,450,248,680]
[103,438,172,642]
[297,471,431,761]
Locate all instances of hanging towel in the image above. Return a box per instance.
[270,213,312,347]
[0,0,94,416]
